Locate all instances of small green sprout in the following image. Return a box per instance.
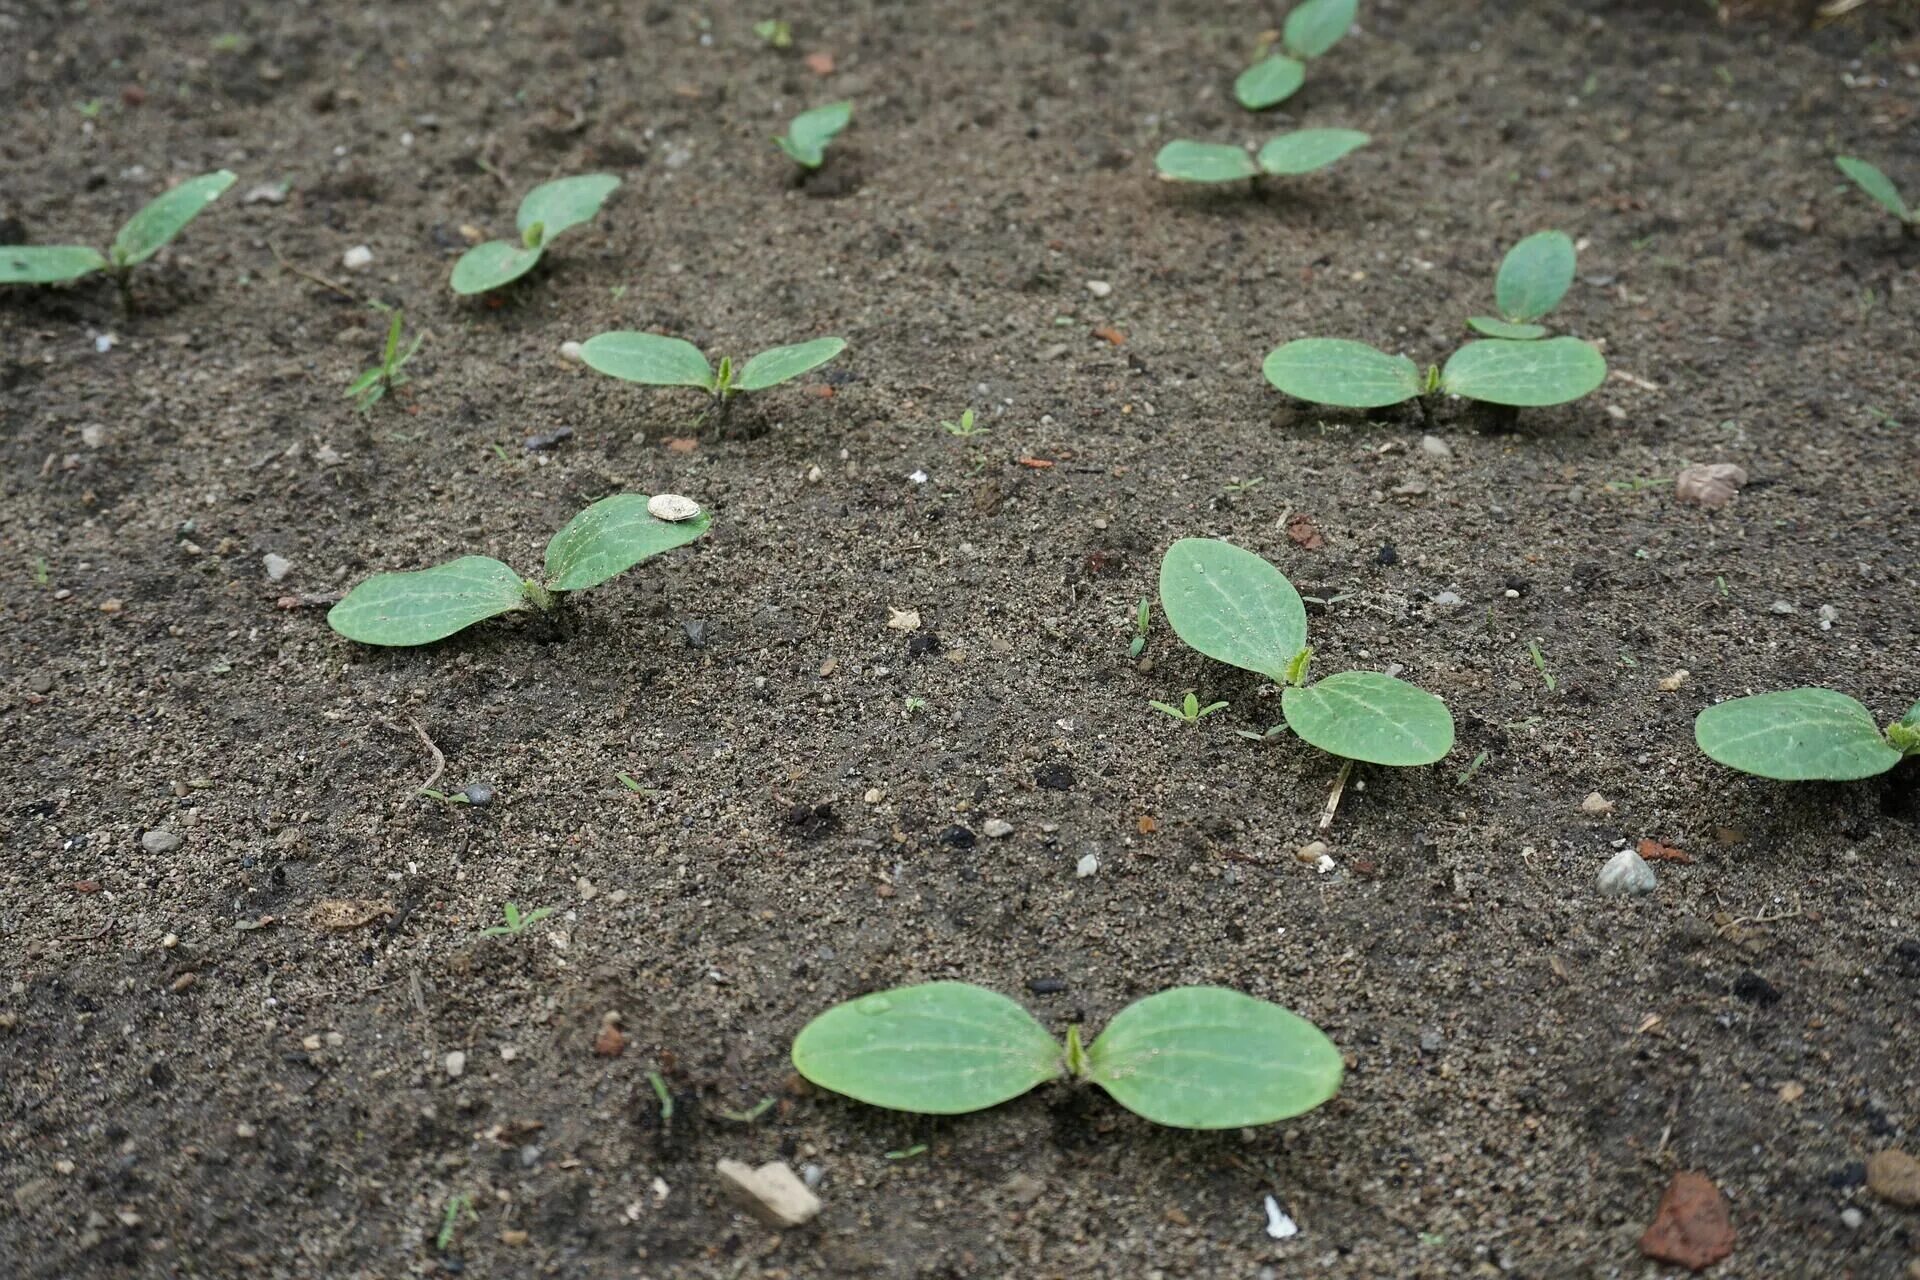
[714,1096,777,1123]
[1834,156,1916,236]
[777,100,853,170]
[1696,688,1919,782]
[1154,129,1370,185]
[1128,597,1150,658]
[1150,691,1229,724]
[345,308,426,412]
[884,1144,929,1161]
[753,19,793,48]
[1234,0,1358,110]
[791,982,1342,1130]
[451,174,620,295]
[29,556,50,587]
[1236,723,1289,743]
[1,170,236,290]
[940,407,986,437]
[647,1071,674,1122]
[76,98,105,119]
[1466,231,1577,340]
[579,332,847,409]
[1455,749,1490,785]
[1158,538,1454,767]
[1526,640,1557,692]
[480,902,557,938]
[436,1193,475,1252]
[327,493,711,646]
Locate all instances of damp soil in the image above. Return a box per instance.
[4,1,1920,1276]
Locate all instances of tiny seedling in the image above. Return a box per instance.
[451,174,620,295]
[1526,640,1557,692]
[345,308,426,412]
[1834,157,1916,237]
[579,332,846,414]
[792,981,1342,1130]
[328,493,711,646]
[1,170,236,291]
[1466,231,1576,340]
[940,407,986,437]
[1234,0,1358,110]
[1695,688,1919,782]
[647,1071,674,1122]
[480,902,557,938]
[436,1193,475,1252]
[30,556,50,587]
[777,100,853,170]
[1151,691,1229,724]
[1128,597,1150,657]
[1155,129,1370,185]
[754,18,793,48]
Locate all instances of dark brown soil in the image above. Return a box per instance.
[5,1,1920,1276]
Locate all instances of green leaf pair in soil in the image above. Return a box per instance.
[1466,230,1576,340]
[1233,0,1358,110]
[580,332,846,399]
[790,981,1342,1130]
[450,174,620,295]
[1695,688,1920,782]
[1834,156,1916,234]
[1,170,236,286]
[1154,130,1370,185]
[327,494,710,647]
[1157,538,1453,766]
[777,100,853,169]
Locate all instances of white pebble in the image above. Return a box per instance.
[445,1050,466,1079]
[559,341,584,362]
[1085,279,1112,298]
[263,553,293,582]
[984,819,1014,839]
[646,493,702,522]
[1075,853,1099,877]
[341,245,373,270]
[1597,848,1656,897]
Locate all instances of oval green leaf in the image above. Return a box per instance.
[111,170,236,267]
[1695,688,1902,781]
[450,240,544,295]
[1234,54,1305,110]
[1158,538,1306,683]
[791,982,1063,1115]
[1835,156,1910,222]
[579,332,715,389]
[737,337,847,392]
[516,173,620,241]
[1493,230,1575,322]
[1262,338,1421,408]
[1439,337,1606,407]
[1281,670,1454,766]
[1153,140,1259,184]
[327,556,528,647]
[0,245,108,284]
[1086,987,1343,1129]
[543,494,712,592]
[1466,315,1548,341]
[1256,128,1369,176]
[778,100,853,168]
[1283,0,1357,59]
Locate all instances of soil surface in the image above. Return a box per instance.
[4,1,1920,1276]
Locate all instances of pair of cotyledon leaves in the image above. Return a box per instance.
[1154,129,1371,184]
[450,174,621,295]
[1834,156,1914,227]
[1696,688,1920,782]
[777,100,853,169]
[0,170,236,285]
[578,331,846,396]
[1233,0,1357,110]
[327,494,710,647]
[1158,538,1454,766]
[792,982,1343,1130]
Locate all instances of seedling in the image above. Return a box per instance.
[327,493,711,646]
[777,100,852,169]
[1834,156,1916,237]
[345,308,426,412]
[1233,0,1358,110]
[791,981,1342,1130]
[450,173,620,294]
[579,332,846,416]
[1127,597,1150,657]
[436,1193,475,1252]
[754,18,793,47]
[1151,691,1229,723]
[480,902,557,938]
[1466,231,1576,340]
[1695,688,1919,781]
[1526,640,1557,692]
[1,170,236,292]
[1154,129,1369,185]
[940,407,986,437]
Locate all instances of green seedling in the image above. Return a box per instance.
[1154,129,1370,185]
[1234,0,1358,110]
[777,100,852,169]
[1151,691,1229,724]
[1236,723,1289,743]
[345,308,426,412]
[647,1071,674,1122]
[792,981,1342,1130]
[1526,640,1557,692]
[327,493,711,646]
[1,170,236,290]
[885,1144,929,1161]
[436,1193,475,1252]
[1128,597,1150,658]
[450,174,620,295]
[579,332,846,413]
[30,556,50,587]
[754,18,793,47]
[1696,688,1919,782]
[480,902,557,938]
[1466,230,1576,340]
[1158,538,1454,767]
[1834,157,1916,237]
[940,407,986,437]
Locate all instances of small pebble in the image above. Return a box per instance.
[1597,848,1656,896]
[1768,600,1796,615]
[1431,590,1464,607]
[1075,853,1099,877]
[341,245,373,270]
[1840,1207,1863,1230]
[1580,792,1614,815]
[445,1050,466,1079]
[141,829,182,854]
[263,553,293,582]
[1085,279,1112,298]
[559,340,584,361]
[1295,840,1329,865]
[1420,434,1453,458]
[1658,669,1689,692]
[647,493,702,522]
[983,818,1014,839]
[802,1164,824,1190]
[460,783,494,807]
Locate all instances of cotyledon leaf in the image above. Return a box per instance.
[1262,338,1422,409]
[1834,156,1911,223]
[736,337,847,392]
[791,982,1064,1115]
[543,493,712,592]
[110,170,236,267]
[1281,670,1455,766]
[1255,128,1370,176]
[578,332,715,389]
[1694,687,1903,781]
[1465,315,1549,341]
[1234,54,1305,111]
[1439,336,1606,407]
[1283,0,1357,60]
[515,173,620,241]
[1493,230,1576,323]
[1153,141,1260,184]
[778,100,853,168]
[327,556,529,647]
[450,240,545,295]
[1157,538,1307,683]
[0,245,109,284]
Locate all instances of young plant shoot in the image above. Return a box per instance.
[328,494,710,646]
[1,170,236,288]
[450,174,620,295]
[579,332,846,406]
[1234,0,1358,110]
[345,308,426,412]
[1834,156,1916,236]
[776,100,852,169]
[1466,230,1576,339]
[1695,688,1919,782]
[791,982,1342,1130]
[1155,130,1370,185]
[1157,538,1454,768]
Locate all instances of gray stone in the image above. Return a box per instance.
[716,1158,822,1228]
[1597,848,1656,897]
[141,830,182,854]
